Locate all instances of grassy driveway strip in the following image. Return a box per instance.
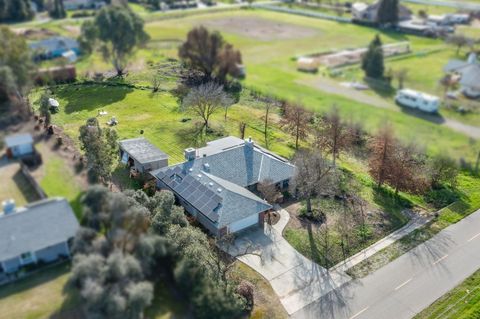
[346,172,480,278]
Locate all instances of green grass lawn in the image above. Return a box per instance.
[0,263,78,319]
[415,268,480,319]
[35,143,84,217]
[0,163,40,206]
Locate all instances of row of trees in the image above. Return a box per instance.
[283,104,459,211]
[0,0,34,22]
[69,186,250,318]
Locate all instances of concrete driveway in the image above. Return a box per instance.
[225,208,351,315]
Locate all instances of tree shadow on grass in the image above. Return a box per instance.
[12,169,41,203]
[364,77,396,99]
[307,222,324,266]
[0,263,71,299]
[372,186,411,227]
[54,83,133,114]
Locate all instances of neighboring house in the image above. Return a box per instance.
[151,136,295,236]
[0,198,79,275]
[5,134,34,159]
[352,1,412,23]
[64,0,105,10]
[444,53,480,99]
[119,137,169,173]
[30,37,80,60]
[427,13,470,26]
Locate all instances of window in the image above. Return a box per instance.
[20,252,34,264]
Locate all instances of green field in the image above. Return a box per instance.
[415,268,480,319]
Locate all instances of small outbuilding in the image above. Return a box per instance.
[0,198,79,275]
[297,57,319,73]
[119,137,169,173]
[5,134,34,159]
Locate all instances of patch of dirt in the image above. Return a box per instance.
[63,25,81,37]
[200,16,319,41]
[265,211,280,225]
[12,28,59,40]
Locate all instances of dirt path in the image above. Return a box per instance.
[299,77,480,139]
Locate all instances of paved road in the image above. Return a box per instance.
[291,209,480,319]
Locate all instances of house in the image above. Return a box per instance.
[64,0,105,10]
[151,136,295,236]
[352,1,412,23]
[0,198,79,275]
[30,37,80,60]
[444,53,480,99]
[119,137,169,173]
[428,14,470,26]
[5,134,34,159]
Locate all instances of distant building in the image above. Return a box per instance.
[351,1,412,23]
[30,36,80,60]
[5,134,34,159]
[119,137,169,173]
[444,53,480,99]
[64,0,105,10]
[0,198,79,275]
[151,136,295,236]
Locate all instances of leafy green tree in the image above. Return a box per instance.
[39,93,51,127]
[361,35,384,79]
[49,0,66,19]
[0,0,34,22]
[376,0,399,25]
[78,5,149,76]
[79,118,119,183]
[179,26,243,83]
[0,26,34,102]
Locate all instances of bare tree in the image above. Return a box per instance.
[239,121,246,139]
[368,124,397,188]
[290,151,333,216]
[313,106,351,167]
[263,98,277,148]
[392,68,408,89]
[281,103,312,150]
[258,178,280,204]
[388,143,428,194]
[439,73,456,99]
[181,82,233,132]
[445,34,474,55]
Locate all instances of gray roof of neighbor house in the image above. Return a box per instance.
[5,134,33,148]
[29,36,79,53]
[119,138,168,165]
[444,59,480,89]
[0,198,79,261]
[152,137,294,228]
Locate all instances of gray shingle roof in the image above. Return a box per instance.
[444,59,480,89]
[29,36,79,53]
[152,137,294,228]
[119,138,168,165]
[0,198,79,261]
[5,134,33,148]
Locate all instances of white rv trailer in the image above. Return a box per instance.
[395,89,440,113]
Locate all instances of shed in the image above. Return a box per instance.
[5,134,34,158]
[119,138,169,173]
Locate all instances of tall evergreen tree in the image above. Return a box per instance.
[49,0,66,19]
[361,35,384,79]
[376,0,399,25]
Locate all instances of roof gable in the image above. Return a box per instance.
[0,198,79,261]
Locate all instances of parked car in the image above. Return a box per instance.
[395,89,440,113]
